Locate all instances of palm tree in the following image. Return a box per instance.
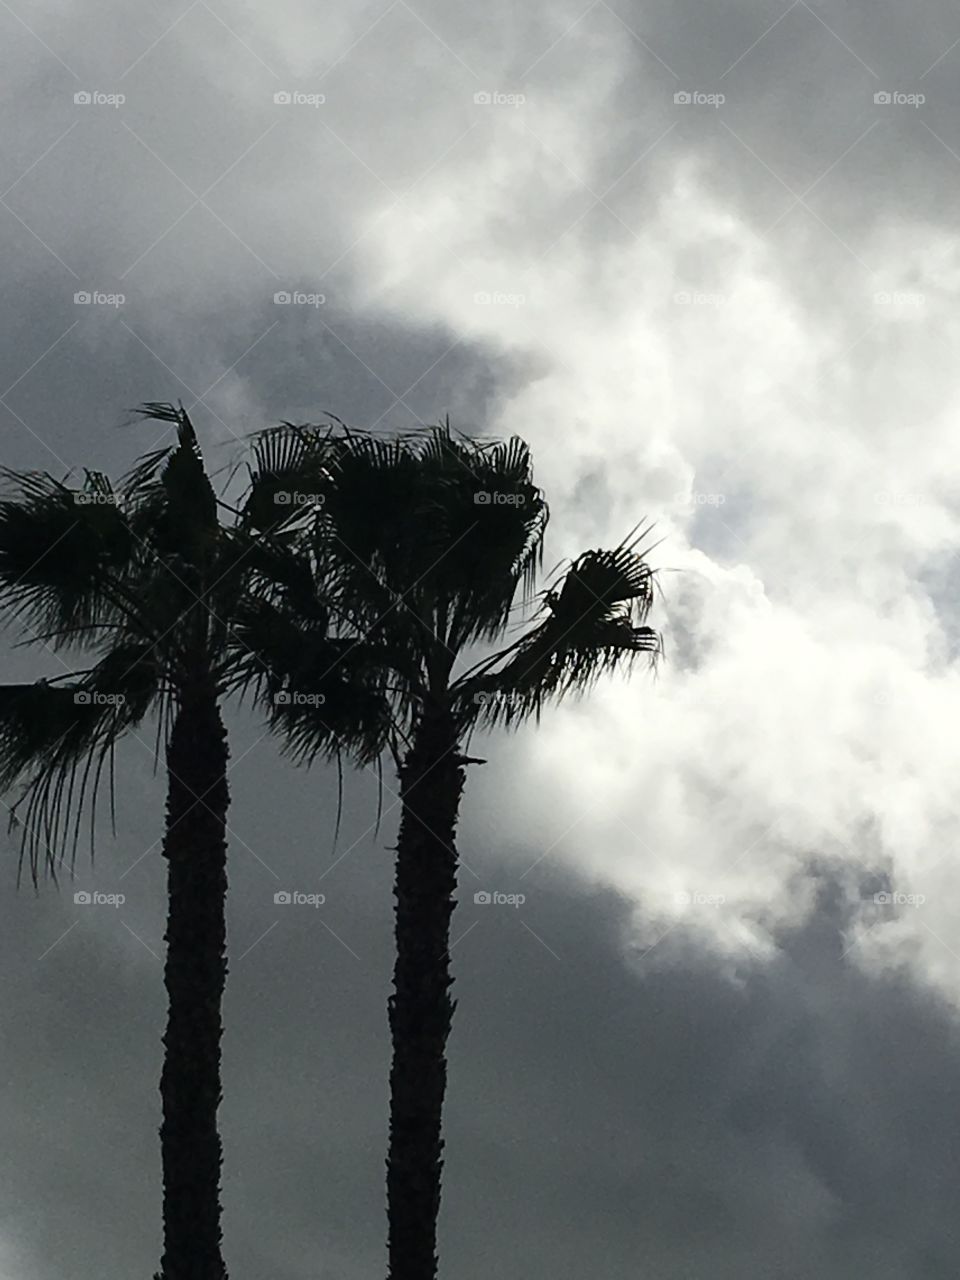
[0,406,309,1280]
[239,420,661,1280]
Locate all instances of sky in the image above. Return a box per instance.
[2,0,960,1275]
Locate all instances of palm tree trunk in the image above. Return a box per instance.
[158,686,230,1280]
[386,702,466,1280]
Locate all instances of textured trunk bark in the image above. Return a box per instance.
[157,687,230,1280]
[386,703,466,1280]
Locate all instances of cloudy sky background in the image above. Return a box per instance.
[3,0,960,1275]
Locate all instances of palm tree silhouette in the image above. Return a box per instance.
[0,405,270,1280]
[239,418,661,1280]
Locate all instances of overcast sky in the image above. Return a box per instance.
[3,1,960,1276]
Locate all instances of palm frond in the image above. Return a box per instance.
[260,420,548,659]
[242,422,333,533]
[136,401,186,425]
[228,594,394,764]
[121,447,175,502]
[0,469,135,640]
[0,650,159,878]
[414,428,548,648]
[455,543,661,729]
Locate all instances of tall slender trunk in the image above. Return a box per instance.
[157,686,230,1280]
[386,703,466,1280]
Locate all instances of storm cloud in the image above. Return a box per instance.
[3,0,960,1275]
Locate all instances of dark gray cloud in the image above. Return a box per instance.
[4,759,960,1279]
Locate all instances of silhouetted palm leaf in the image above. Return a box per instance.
[0,469,136,639]
[458,542,661,728]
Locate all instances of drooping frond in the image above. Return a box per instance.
[0,468,135,640]
[456,541,661,729]
[122,447,175,498]
[120,414,176,502]
[0,649,159,878]
[243,424,427,657]
[236,534,331,630]
[136,401,186,425]
[229,594,394,765]
[411,426,548,648]
[242,422,333,533]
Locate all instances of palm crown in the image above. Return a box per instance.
[0,404,266,873]
[239,417,661,752]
